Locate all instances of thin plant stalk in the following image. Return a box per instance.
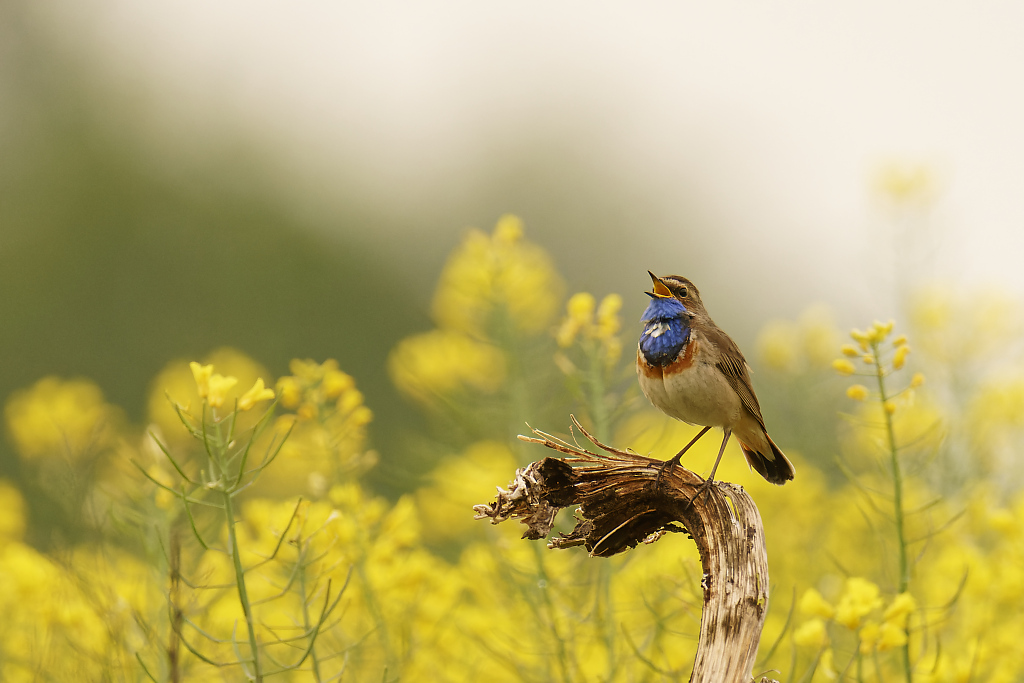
[224,487,262,682]
[871,339,912,683]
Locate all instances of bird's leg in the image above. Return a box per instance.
[686,428,732,509]
[654,425,712,488]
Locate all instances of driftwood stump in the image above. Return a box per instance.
[474,417,774,683]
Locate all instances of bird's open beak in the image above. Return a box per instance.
[646,271,673,298]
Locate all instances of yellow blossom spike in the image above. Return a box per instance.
[190,362,213,399]
[893,345,911,370]
[846,385,869,401]
[841,344,860,357]
[832,359,856,376]
[206,374,238,408]
[238,378,275,411]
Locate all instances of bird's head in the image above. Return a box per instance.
[644,272,706,320]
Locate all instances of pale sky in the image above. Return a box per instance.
[32,0,1024,330]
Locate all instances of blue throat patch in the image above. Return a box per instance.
[639,298,690,367]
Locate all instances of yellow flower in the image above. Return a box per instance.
[832,359,856,376]
[841,344,860,357]
[846,385,869,401]
[322,370,355,399]
[238,378,275,411]
[5,377,117,460]
[567,291,596,319]
[910,372,925,388]
[794,618,829,648]
[799,306,841,367]
[431,216,565,336]
[862,354,875,365]
[820,648,837,680]
[884,400,897,415]
[596,294,623,340]
[150,350,271,442]
[276,376,302,409]
[892,335,907,347]
[883,592,916,624]
[389,330,506,405]
[603,337,623,366]
[557,293,596,348]
[757,321,800,373]
[799,588,836,620]
[850,329,870,352]
[189,362,213,398]
[876,621,908,650]
[493,213,523,243]
[757,306,840,372]
[858,620,880,654]
[206,374,238,408]
[835,577,882,629]
[893,345,911,370]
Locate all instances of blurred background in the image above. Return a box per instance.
[3,0,1024,500]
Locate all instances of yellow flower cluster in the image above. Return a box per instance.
[432,214,565,336]
[555,292,624,365]
[6,222,1024,683]
[257,358,375,497]
[390,216,563,408]
[756,305,842,373]
[147,347,273,446]
[794,579,917,663]
[390,329,506,404]
[5,376,118,460]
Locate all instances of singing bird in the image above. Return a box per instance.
[636,272,795,486]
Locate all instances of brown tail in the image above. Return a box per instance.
[739,434,795,485]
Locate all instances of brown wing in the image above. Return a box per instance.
[704,324,767,429]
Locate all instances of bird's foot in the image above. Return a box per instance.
[653,456,681,490]
[684,477,717,511]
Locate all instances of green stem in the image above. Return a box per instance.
[298,545,323,682]
[224,490,262,682]
[872,341,912,683]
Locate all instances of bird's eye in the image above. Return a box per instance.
[679,287,688,298]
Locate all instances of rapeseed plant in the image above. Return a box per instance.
[3,216,1024,682]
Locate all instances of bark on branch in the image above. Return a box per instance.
[474,417,776,683]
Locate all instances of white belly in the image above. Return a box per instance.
[637,343,742,429]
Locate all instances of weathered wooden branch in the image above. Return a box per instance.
[474,417,776,683]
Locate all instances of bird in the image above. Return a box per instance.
[636,271,795,487]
